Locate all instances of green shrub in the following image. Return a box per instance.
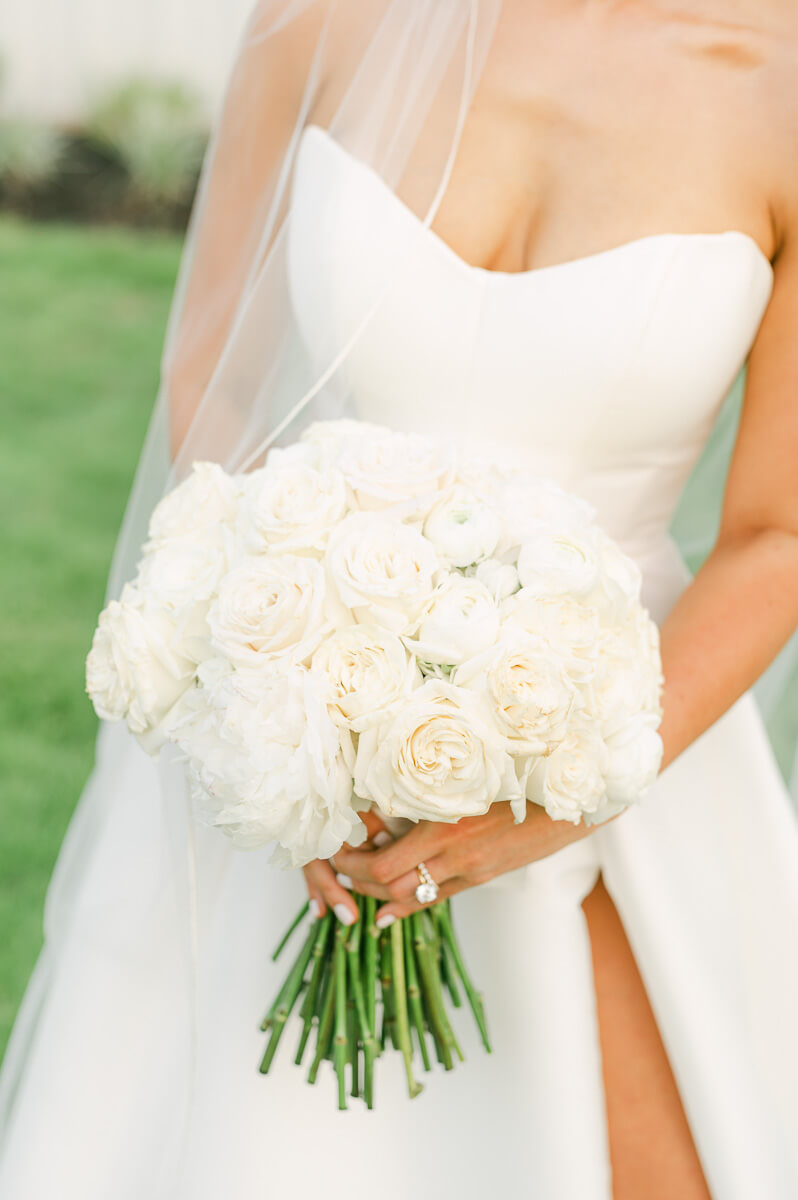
[84,78,208,213]
[0,120,63,192]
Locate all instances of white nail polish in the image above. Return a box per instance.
[336,872,353,889]
[309,898,322,919]
[334,903,356,926]
[376,913,396,929]
[373,831,392,848]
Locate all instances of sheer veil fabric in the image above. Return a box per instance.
[1,0,797,1187]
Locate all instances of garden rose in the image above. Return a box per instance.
[238,461,347,556]
[208,555,329,670]
[525,720,608,823]
[147,461,240,543]
[311,624,419,732]
[354,679,522,823]
[325,512,439,634]
[85,583,194,751]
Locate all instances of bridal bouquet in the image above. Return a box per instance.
[86,418,664,1108]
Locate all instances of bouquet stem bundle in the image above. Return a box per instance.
[260,898,490,1110]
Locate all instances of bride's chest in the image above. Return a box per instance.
[287,129,773,477]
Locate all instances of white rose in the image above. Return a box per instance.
[583,620,663,736]
[455,632,579,757]
[526,720,608,824]
[299,418,391,470]
[473,557,520,601]
[603,715,663,808]
[502,590,601,683]
[85,583,194,752]
[422,484,501,567]
[311,625,419,733]
[147,462,240,543]
[135,528,230,662]
[495,475,595,556]
[336,429,455,519]
[208,555,329,670]
[354,679,522,823]
[238,461,348,556]
[325,512,439,635]
[404,576,500,668]
[174,667,365,866]
[517,527,601,598]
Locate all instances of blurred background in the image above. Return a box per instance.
[1,2,795,1064]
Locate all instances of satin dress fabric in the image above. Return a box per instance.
[1,123,797,1200]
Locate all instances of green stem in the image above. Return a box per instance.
[308,966,336,1085]
[404,917,431,1072]
[347,897,380,1109]
[295,913,333,1065]
[271,900,310,962]
[380,935,397,1051]
[433,907,463,1008]
[259,922,317,1073]
[364,896,379,1036]
[437,901,491,1053]
[412,911,465,1068]
[391,920,423,1098]
[333,922,350,1110]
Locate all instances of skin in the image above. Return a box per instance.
[301,3,798,1195]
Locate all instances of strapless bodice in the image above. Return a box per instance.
[287,125,774,575]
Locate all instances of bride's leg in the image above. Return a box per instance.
[582,876,712,1200]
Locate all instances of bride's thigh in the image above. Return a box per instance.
[582,875,712,1200]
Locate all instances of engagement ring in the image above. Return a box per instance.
[415,862,438,905]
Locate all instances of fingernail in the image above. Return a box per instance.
[373,831,393,847]
[309,898,322,919]
[336,872,353,889]
[375,913,396,929]
[334,903,356,926]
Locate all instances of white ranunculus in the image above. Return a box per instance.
[85,583,195,752]
[502,590,601,683]
[325,512,439,635]
[173,667,366,866]
[525,720,608,823]
[455,632,580,758]
[354,679,522,823]
[208,555,329,670]
[495,474,595,556]
[147,462,240,543]
[517,527,601,598]
[404,576,500,668]
[603,715,663,808]
[311,624,419,732]
[238,461,348,556]
[422,484,501,567]
[473,557,520,601]
[336,429,455,519]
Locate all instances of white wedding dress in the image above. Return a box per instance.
[2,123,798,1200]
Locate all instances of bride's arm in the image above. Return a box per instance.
[657,228,798,770]
[328,213,798,925]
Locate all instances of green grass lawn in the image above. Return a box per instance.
[0,215,182,1056]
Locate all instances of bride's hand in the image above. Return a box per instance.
[331,803,596,926]
[301,812,393,926]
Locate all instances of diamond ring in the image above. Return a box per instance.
[415,862,438,905]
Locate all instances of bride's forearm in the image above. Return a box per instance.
[657,527,798,771]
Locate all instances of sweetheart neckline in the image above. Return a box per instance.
[300,124,775,285]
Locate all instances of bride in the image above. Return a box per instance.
[2,2,798,1197]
